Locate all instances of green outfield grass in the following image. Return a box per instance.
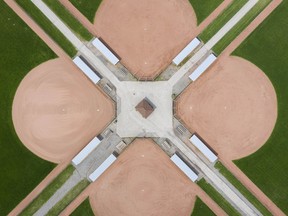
[47,179,90,215]
[215,162,272,216]
[232,1,288,214]
[70,198,94,216]
[191,196,216,216]
[213,0,271,54]
[70,0,102,23]
[189,0,223,25]
[16,0,77,57]
[0,1,56,215]
[197,179,240,216]
[20,165,75,216]
[43,0,93,41]
[199,0,248,42]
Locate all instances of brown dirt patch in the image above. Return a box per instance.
[176,56,277,160]
[94,0,197,80]
[12,58,115,163]
[89,138,196,216]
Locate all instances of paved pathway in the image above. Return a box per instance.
[17,0,276,215]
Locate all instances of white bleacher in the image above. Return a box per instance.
[190,134,218,163]
[171,154,198,182]
[92,38,119,65]
[89,154,116,182]
[72,136,101,166]
[73,56,100,84]
[173,38,201,65]
[189,54,217,81]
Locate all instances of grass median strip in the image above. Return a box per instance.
[70,0,102,23]
[190,196,216,216]
[20,165,75,216]
[197,179,240,216]
[215,162,272,216]
[199,0,248,42]
[47,179,90,216]
[16,0,77,57]
[213,0,272,54]
[188,0,223,25]
[70,198,94,216]
[43,0,93,41]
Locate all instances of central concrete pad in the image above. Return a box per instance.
[117,81,173,137]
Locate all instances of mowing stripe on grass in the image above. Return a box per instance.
[197,179,241,216]
[199,0,248,42]
[233,1,288,213]
[215,162,272,216]
[47,179,90,216]
[20,165,75,216]
[42,0,93,41]
[16,0,77,57]
[213,0,272,54]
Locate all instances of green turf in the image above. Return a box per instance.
[0,1,56,215]
[70,198,94,216]
[20,165,75,216]
[189,0,223,25]
[213,0,271,54]
[47,179,90,215]
[232,1,288,213]
[43,0,93,41]
[199,0,248,42]
[197,179,240,216]
[191,196,216,216]
[215,162,272,216]
[16,0,77,57]
[69,0,102,23]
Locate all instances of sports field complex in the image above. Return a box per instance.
[0,0,288,215]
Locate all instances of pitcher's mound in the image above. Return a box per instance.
[12,59,115,163]
[176,56,277,160]
[89,139,196,216]
[94,0,197,80]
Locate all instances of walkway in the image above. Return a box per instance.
[21,0,270,215]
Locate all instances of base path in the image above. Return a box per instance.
[12,58,115,163]
[89,139,198,216]
[176,56,277,160]
[94,0,197,80]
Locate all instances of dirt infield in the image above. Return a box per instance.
[94,0,197,80]
[89,139,196,216]
[176,56,277,160]
[12,58,115,163]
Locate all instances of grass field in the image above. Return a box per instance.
[70,198,94,216]
[0,1,56,215]
[69,0,102,23]
[215,162,272,216]
[189,0,223,25]
[199,0,248,42]
[232,1,288,214]
[47,179,90,215]
[43,0,93,41]
[191,196,216,216]
[20,165,75,216]
[213,0,271,54]
[197,179,240,216]
[16,0,77,57]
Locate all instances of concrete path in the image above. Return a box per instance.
[21,0,272,215]
[169,0,258,86]
[34,171,82,216]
